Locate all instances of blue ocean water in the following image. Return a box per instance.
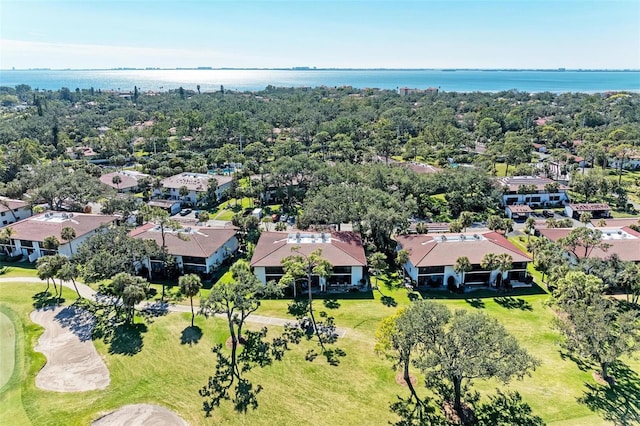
[0,69,639,93]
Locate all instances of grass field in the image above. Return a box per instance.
[0,311,15,389]
[1,278,639,425]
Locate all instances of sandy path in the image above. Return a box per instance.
[92,404,188,425]
[30,306,110,392]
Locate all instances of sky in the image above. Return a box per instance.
[1,0,639,70]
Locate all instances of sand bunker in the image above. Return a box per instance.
[92,404,188,425]
[30,306,110,392]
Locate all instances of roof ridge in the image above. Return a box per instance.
[330,240,366,266]
[485,232,532,260]
[250,238,288,266]
[415,239,438,265]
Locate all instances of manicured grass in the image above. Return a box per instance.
[0,311,15,389]
[0,262,38,278]
[1,278,639,425]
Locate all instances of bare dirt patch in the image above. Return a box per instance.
[395,372,417,387]
[30,306,110,392]
[92,404,188,425]
[225,335,246,349]
[593,371,616,386]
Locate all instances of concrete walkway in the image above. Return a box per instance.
[0,277,349,338]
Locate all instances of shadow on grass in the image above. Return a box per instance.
[417,282,548,301]
[578,362,640,425]
[181,325,203,346]
[465,298,485,309]
[109,323,147,356]
[32,292,63,310]
[323,298,340,309]
[559,350,593,372]
[494,296,533,311]
[140,301,169,323]
[381,295,398,307]
[324,347,346,366]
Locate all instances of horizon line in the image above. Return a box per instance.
[2,67,640,72]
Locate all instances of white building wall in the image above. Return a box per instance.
[205,236,239,271]
[351,266,364,285]
[254,266,267,284]
[0,206,32,227]
[403,261,419,282]
[501,191,570,207]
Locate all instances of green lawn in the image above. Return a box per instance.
[1,278,639,425]
[0,310,15,389]
[0,262,38,278]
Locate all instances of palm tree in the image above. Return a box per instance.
[179,274,202,327]
[57,259,81,299]
[524,216,536,243]
[0,226,15,255]
[395,249,410,281]
[179,185,189,202]
[61,227,76,255]
[482,253,514,290]
[42,235,60,255]
[119,275,148,324]
[453,256,472,287]
[112,174,122,191]
[36,255,56,295]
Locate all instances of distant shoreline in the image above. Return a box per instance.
[2,68,639,72]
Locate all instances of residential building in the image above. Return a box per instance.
[0,197,32,227]
[608,155,640,171]
[99,170,149,193]
[395,231,531,288]
[538,226,640,263]
[497,175,570,207]
[146,199,182,216]
[250,231,367,291]
[130,223,238,275]
[505,204,533,220]
[5,212,118,261]
[564,203,611,220]
[155,172,232,205]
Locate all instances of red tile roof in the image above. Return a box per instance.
[130,224,237,258]
[507,205,533,213]
[161,173,232,191]
[567,203,611,212]
[395,231,530,267]
[9,212,118,242]
[250,231,366,267]
[0,197,28,213]
[538,227,640,262]
[99,171,142,190]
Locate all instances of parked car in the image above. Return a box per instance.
[542,210,554,218]
[280,214,289,222]
[271,213,279,222]
[179,208,192,216]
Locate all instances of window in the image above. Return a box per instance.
[265,267,284,275]
[332,266,351,274]
[182,256,206,265]
[418,266,445,275]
